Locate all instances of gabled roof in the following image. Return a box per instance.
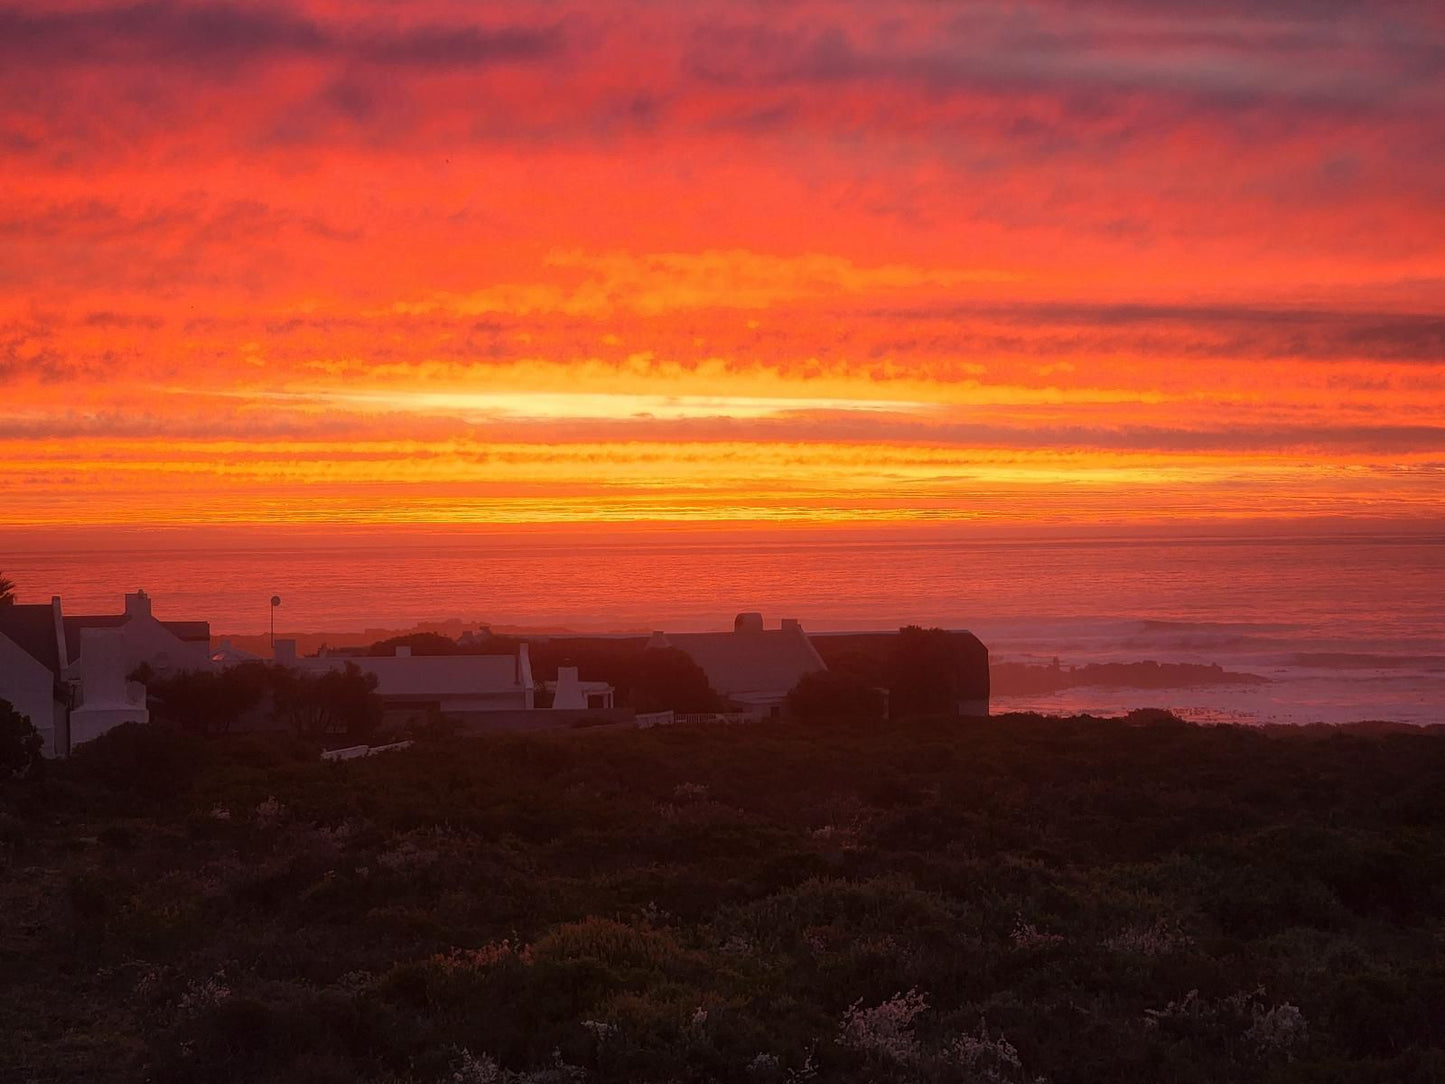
[653,626,826,698]
[0,604,63,675]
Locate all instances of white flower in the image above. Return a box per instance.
[1247,1002,1309,1059]
[838,988,928,1063]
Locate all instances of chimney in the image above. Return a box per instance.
[781,618,802,633]
[395,645,412,658]
[274,638,298,666]
[552,664,585,710]
[51,595,68,670]
[124,589,152,620]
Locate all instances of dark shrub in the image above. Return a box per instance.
[64,722,212,810]
[786,670,886,723]
[0,698,43,775]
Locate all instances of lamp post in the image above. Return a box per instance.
[270,595,281,654]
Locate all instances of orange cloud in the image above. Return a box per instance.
[0,0,1441,529]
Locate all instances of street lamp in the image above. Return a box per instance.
[270,594,281,653]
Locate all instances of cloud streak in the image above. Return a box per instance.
[0,2,565,70]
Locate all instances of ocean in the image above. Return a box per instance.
[5,526,1442,727]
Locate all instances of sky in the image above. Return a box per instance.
[2,0,1443,529]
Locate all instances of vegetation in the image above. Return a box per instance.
[270,663,384,742]
[366,633,515,658]
[0,570,15,605]
[144,663,270,737]
[2,713,1443,1083]
[145,662,382,742]
[0,698,42,775]
[630,648,720,714]
[785,670,886,722]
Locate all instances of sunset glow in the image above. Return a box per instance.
[3,0,1443,527]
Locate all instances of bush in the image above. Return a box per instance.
[786,670,886,723]
[631,648,719,713]
[5,714,1445,1082]
[147,664,268,736]
[0,698,43,775]
[271,663,382,741]
[64,722,211,809]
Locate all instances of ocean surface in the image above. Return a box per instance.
[5,527,1442,727]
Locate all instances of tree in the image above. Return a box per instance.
[631,647,719,713]
[0,698,43,775]
[272,663,382,741]
[786,669,886,723]
[0,572,15,606]
[367,632,460,656]
[147,663,269,737]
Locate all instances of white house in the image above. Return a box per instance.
[0,590,211,756]
[273,640,537,715]
[647,613,828,717]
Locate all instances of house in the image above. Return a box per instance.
[273,640,537,719]
[810,628,990,717]
[0,601,71,758]
[0,589,212,756]
[647,613,827,717]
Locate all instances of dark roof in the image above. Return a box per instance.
[62,615,211,660]
[0,603,63,675]
[811,629,990,701]
[653,627,826,699]
[161,621,211,643]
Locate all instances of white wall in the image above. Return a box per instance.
[68,628,148,749]
[0,633,63,757]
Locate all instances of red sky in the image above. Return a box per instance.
[3,0,1443,527]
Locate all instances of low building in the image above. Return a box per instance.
[811,628,990,717]
[647,613,828,717]
[274,640,537,719]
